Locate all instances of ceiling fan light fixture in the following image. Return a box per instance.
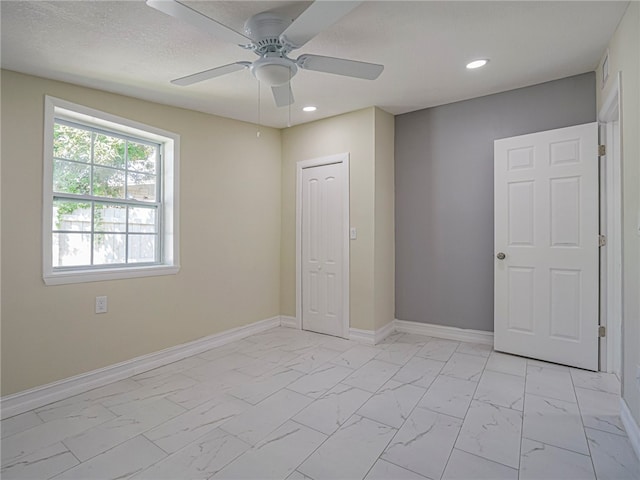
[251,56,298,86]
[466,59,489,69]
[303,106,317,112]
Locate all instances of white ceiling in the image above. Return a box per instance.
[1,1,628,128]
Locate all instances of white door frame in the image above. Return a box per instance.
[598,72,623,376]
[296,153,350,338]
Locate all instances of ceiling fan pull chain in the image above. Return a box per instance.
[257,80,262,138]
[287,68,292,128]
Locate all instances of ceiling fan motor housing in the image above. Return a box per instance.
[244,12,291,54]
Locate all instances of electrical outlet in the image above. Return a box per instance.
[95,296,108,314]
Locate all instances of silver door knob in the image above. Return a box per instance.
[496,252,506,260]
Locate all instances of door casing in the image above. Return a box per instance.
[296,153,350,338]
[599,72,623,376]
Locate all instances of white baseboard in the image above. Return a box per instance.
[349,322,395,345]
[0,316,281,420]
[620,398,640,462]
[395,319,494,345]
[375,321,396,344]
[280,315,298,329]
[349,328,376,344]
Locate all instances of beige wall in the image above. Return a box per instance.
[596,2,640,427]
[280,107,395,333]
[1,70,282,396]
[373,108,395,330]
[280,108,376,331]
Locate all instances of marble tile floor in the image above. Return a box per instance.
[2,327,639,480]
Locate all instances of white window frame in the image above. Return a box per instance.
[43,96,180,285]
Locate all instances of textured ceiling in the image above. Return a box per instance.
[0,1,629,128]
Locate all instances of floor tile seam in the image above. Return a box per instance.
[31,383,144,424]
[518,358,529,473]
[288,415,348,478]
[305,358,355,374]
[483,366,526,379]
[580,424,629,438]
[454,446,521,473]
[283,386,328,402]
[472,397,524,414]
[140,405,245,456]
[217,391,314,446]
[100,395,188,420]
[520,435,595,458]
[61,406,186,463]
[355,407,407,430]
[439,366,484,477]
[573,384,622,396]
[521,430,594,458]
[60,433,167,475]
[352,415,403,480]
[373,455,434,480]
[26,441,80,475]
[30,410,50,428]
[3,405,125,464]
[42,441,82,480]
[225,373,302,405]
[449,351,491,361]
[523,390,578,405]
[454,349,492,360]
[289,417,332,438]
[143,426,252,476]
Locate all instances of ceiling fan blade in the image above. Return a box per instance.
[297,54,383,80]
[146,0,252,46]
[171,62,250,86]
[279,1,362,50]
[272,83,294,107]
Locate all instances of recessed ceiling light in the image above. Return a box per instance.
[302,106,317,112]
[466,59,488,69]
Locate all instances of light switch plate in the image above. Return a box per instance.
[350,227,357,240]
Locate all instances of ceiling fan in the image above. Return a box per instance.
[146,0,384,107]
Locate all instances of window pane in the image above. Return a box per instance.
[53,233,91,267]
[94,133,125,168]
[128,207,156,233]
[94,203,126,232]
[93,166,125,199]
[127,172,156,202]
[53,123,91,162]
[128,235,156,263]
[53,159,91,195]
[53,200,91,231]
[94,234,126,265]
[128,141,157,174]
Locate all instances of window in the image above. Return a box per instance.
[43,97,179,285]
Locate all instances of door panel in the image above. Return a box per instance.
[302,163,344,337]
[494,122,598,370]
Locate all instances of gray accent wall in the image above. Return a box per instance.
[395,73,596,332]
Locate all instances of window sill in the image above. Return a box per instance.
[43,264,180,286]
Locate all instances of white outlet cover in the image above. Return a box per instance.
[95,296,108,314]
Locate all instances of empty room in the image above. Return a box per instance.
[1,1,639,479]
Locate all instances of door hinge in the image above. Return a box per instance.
[598,145,606,156]
[599,235,607,247]
[598,325,606,338]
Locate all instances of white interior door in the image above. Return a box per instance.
[494,122,599,370]
[301,162,344,337]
